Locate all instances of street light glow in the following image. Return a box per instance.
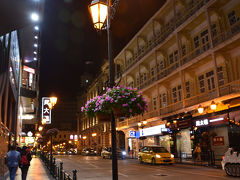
[34,26,39,31]
[34,43,38,47]
[89,0,108,30]
[31,12,39,21]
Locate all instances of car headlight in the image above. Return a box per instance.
[86,151,89,153]
[156,154,161,158]
[122,151,126,155]
[171,154,174,158]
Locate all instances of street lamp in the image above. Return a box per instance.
[38,126,43,132]
[50,97,57,107]
[89,1,118,179]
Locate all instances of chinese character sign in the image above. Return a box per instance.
[42,97,52,124]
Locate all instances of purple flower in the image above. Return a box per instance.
[129,109,133,113]
[81,107,84,112]
[118,96,121,99]
[131,98,136,102]
[122,95,125,98]
[122,103,128,107]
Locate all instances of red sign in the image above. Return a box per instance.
[23,65,35,74]
[212,136,224,146]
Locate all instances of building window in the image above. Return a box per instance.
[172,85,182,103]
[228,10,237,26]
[160,93,167,108]
[185,81,191,98]
[177,85,182,101]
[159,60,165,70]
[174,50,178,61]
[206,70,215,90]
[151,67,155,77]
[153,97,157,110]
[198,75,205,93]
[194,36,200,48]
[172,87,177,103]
[211,24,217,37]
[201,29,209,51]
[169,53,174,64]
[182,45,186,56]
[217,66,224,86]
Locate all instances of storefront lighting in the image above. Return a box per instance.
[194,127,198,131]
[167,122,170,126]
[34,36,38,39]
[48,102,53,109]
[210,101,217,110]
[173,120,177,124]
[143,121,147,125]
[38,126,43,131]
[42,118,47,125]
[92,133,97,137]
[34,43,38,47]
[33,57,37,61]
[197,105,204,114]
[137,122,142,127]
[82,136,87,139]
[63,142,66,145]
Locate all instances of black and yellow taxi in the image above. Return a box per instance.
[138,146,174,165]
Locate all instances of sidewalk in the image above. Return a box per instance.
[6,157,54,180]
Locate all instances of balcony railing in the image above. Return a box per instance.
[122,0,211,73]
[118,79,240,129]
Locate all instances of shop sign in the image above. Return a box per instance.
[196,119,209,126]
[42,97,52,124]
[129,131,136,138]
[212,136,224,146]
[140,124,165,137]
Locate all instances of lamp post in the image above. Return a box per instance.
[47,96,58,170]
[138,121,147,147]
[89,1,118,179]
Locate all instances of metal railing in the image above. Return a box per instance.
[117,79,240,128]
[122,0,211,72]
[40,152,77,180]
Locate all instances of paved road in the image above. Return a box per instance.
[54,155,234,180]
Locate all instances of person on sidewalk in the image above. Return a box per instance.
[6,145,21,180]
[194,143,202,161]
[20,146,32,180]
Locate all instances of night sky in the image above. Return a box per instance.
[39,0,166,98]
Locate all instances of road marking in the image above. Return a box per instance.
[88,163,98,168]
[119,172,129,177]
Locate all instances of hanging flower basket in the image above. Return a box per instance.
[81,86,148,119]
[96,112,111,122]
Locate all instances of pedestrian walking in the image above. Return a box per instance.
[6,145,21,180]
[193,143,202,161]
[20,146,32,180]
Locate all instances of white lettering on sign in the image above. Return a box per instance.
[42,97,51,124]
[209,117,224,122]
[196,119,209,126]
[140,124,165,136]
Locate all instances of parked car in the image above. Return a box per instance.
[138,146,174,165]
[101,147,126,159]
[67,149,77,155]
[81,148,97,156]
[55,149,67,155]
[221,148,240,177]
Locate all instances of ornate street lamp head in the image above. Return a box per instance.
[89,0,108,30]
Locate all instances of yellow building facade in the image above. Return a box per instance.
[113,0,240,161]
